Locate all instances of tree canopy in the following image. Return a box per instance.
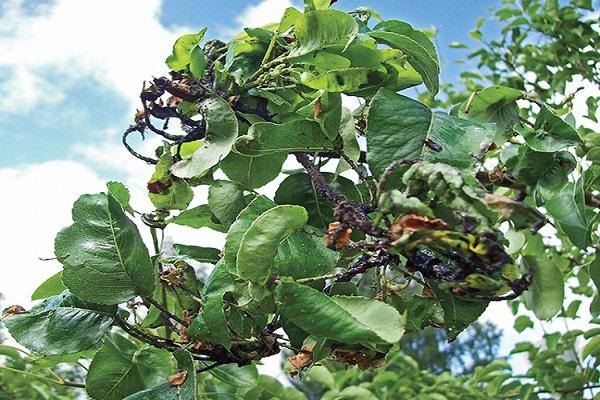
[1,0,600,399]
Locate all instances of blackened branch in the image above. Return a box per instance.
[337,250,389,282]
[294,152,346,204]
[122,126,158,165]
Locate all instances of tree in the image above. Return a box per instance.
[1,0,599,399]
[400,321,502,375]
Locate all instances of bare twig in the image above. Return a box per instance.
[122,126,158,165]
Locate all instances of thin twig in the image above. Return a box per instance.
[122,126,158,164]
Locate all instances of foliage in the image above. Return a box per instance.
[400,322,502,375]
[2,0,600,399]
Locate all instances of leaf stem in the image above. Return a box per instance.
[0,366,86,389]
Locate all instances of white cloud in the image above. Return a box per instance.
[220,0,294,38]
[0,0,187,115]
[0,161,105,308]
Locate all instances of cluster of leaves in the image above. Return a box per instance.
[293,330,600,400]
[2,0,600,398]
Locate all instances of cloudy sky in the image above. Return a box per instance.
[1,0,593,376]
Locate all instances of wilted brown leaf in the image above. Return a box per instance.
[323,222,352,249]
[2,305,26,318]
[389,214,451,241]
[168,370,188,386]
[288,343,315,378]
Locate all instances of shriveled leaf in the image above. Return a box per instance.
[236,206,308,284]
[172,97,238,178]
[55,193,155,305]
[275,281,404,345]
[148,145,193,211]
[4,291,114,356]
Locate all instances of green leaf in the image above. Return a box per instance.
[189,294,231,349]
[235,120,336,156]
[148,145,194,211]
[275,230,340,279]
[296,92,342,141]
[274,172,362,228]
[31,272,66,300]
[220,151,286,189]
[172,97,239,178]
[166,28,207,71]
[201,362,258,388]
[514,315,534,333]
[291,10,358,56]
[431,286,489,341]
[304,0,330,11]
[86,333,175,400]
[208,180,249,227]
[288,51,351,71]
[170,204,227,232]
[262,7,303,64]
[55,193,155,305]
[173,244,221,264]
[507,148,575,196]
[123,351,197,400]
[368,23,439,94]
[203,259,236,298]
[337,107,361,173]
[459,86,522,139]
[520,106,581,152]
[545,181,591,249]
[366,88,495,178]
[189,44,207,79]
[107,181,134,215]
[300,67,387,93]
[591,254,600,291]
[522,256,564,320]
[275,281,405,344]
[4,291,115,356]
[236,206,308,284]
[223,196,275,274]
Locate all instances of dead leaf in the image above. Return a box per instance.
[314,97,322,119]
[389,214,451,241]
[2,305,26,318]
[288,343,315,378]
[168,370,188,386]
[323,222,352,249]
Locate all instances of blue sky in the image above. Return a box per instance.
[0,0,497,169]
